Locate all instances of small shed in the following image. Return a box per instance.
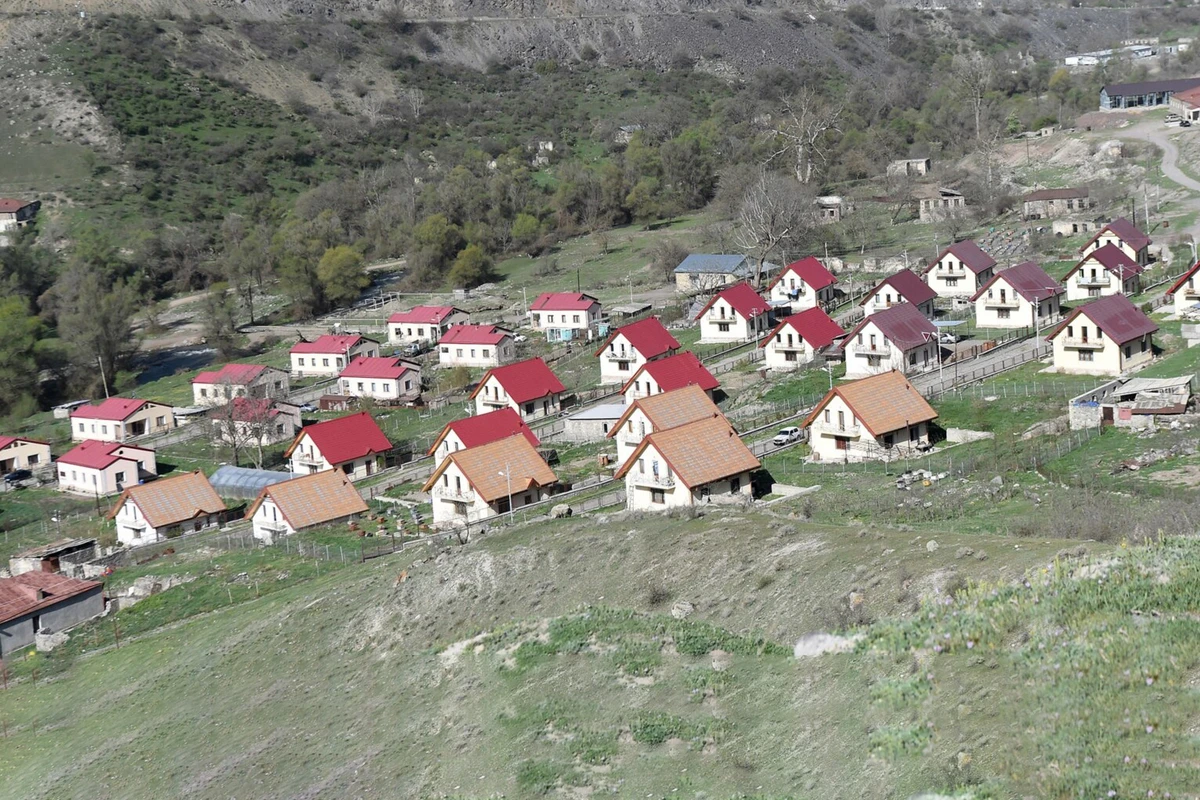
[8,538,98,578]
[1069,375,1194,430]
[562,403,627,443]
[319,394,354,412]
[210,466,303,501]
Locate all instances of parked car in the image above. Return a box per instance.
[939,332,958,344]
[772,427,801,447]
[513,333,528,343]
[1166,113,1182,124]
[1183,119,1193,128]
[298,402,317,413]
[4,469,33,485]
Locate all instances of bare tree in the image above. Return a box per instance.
[400,87,424,121]
[765,88,844,185]
[734,171,816,287]
[954,52,994,143]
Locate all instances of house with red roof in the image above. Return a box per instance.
[338,357,421,403]
[1080,217,1152,267]
[767,257,839,310]
[760,307,846,371]
[471,357,565,420]
[1046,294,1157,376]
[427,408,540,463]
[528,292,602,342]
[1165,260,1200,317]
[289,335,380,378]
[212,397,300,451]
[0,571,104,658]
[285,411,392,479]
[69,397,175,443]
[387,306,468,346]
[0,436,50,475]
[923,240,997,298]
[0,198,39,240]
[695,282,772,343]
[110,470,227,545]
[594,317,680,385]
[191,363,288,407]
[1169,85,1200,124]
[842,303,940,379]
[56,440,157,496]
[861,269,937,318]
[621,351,719,403]
[1064,243,1145,301]
[437,324,516,368]
[970,262,1064,329]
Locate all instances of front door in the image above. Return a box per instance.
[835,437,849,451]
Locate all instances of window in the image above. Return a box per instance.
[156,416,165,427]
[717,322,731,332]
[650,489,665,504]
[945,278,958,287]
[998,309,1011,320]
[441,347,449,354]
[115,471,125,484]
[1124,345,1132,358]
[200,388,208,398]
[823,409,831,423]
[28,454,38,465]
[357,382,365,391]
[573,315,580,323]
[547,314,555,323]
[482,349,490,358]
[371,382,377,392]
[336,357,344,367]
[784,351,797,362]
[78,422,84,432]
[101,425,108,435]
[395,328,403,338]
[730,477,740,493]
[1079,350,1094,362]
[618,361,630,371]
[470,349,476,358]
[322,358,330,367]
[456,349,463,357]
[298,358,305,367]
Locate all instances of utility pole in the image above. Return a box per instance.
[97,355,110,398]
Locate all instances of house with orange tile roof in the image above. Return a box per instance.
[803,371,938,463]
[69,397,175,443]
[695,282,772,343]
[614,415,760,511]
[470,358,565,420]
[191,363,289,407]
[56,440,157,496]
[422,434,559,528]
[594,317,680,385]
[0,436,50,475]
[387,306,468,346]
[609,385,725,468]
[246,470,369,543]
[109,470,227,545]
[285,411,393,479]
[0,571,104,658]
[289,335,381,378]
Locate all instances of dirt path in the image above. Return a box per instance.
[1112,118,1200,250]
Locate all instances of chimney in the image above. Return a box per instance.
[36,588,47,601]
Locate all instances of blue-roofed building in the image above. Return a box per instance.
[673,254,780,293]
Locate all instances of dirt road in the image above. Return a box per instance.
[1112,118,1200,252]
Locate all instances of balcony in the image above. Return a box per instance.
[983,296,1021,309]
[846,343,887,357]
[291,455,325,468]
[814,422,861,437]
[479,397,509,408]
[934,267,967,278]
[1180,286,1200,299]
[605,350,634,362]
[1060,337,1105,350]
[632,471,675,489]
[433,486,476,503]
[1076,275,1111,288]
[772,339,808,352]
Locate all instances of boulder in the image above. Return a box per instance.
[670,600,694,620]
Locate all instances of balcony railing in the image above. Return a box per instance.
[292,455,325,467]
[605,351,633,362]
[632,472,675,488]
[983,296,1021,308]
[846,343,887,357]
[1060,337,1105,350]
[479,397,508,407]
[433,486,476,502]
[1077,275,1111,287]
[772,340,808,351]
[813,422,861,437]
[935,267,967,277]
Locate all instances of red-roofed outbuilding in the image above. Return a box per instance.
[767,257,839,310]
[428,408,541,460]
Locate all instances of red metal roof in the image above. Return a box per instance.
[761,307,845,350]
[1047,294,1158,345]
[1070,243,1145,281]
[862,269,937,308]
[428,408,540,456]
[339,356,414,380]
[470,358,565,404]
[0,435,47,451]
[694,282,772,321]
[285,411,392,465]
[1165,261,1200,297]
[0,571,102,625]
[440,324,511,346]
[926,240,997,275]
[1080,217,1151,253]
[622,351,719,395]
[70,397,155,422]
[768,257,837,292]
[290,335,372,355]
[192,363,269,385]
[530,292,600,311]
[595,317,680,359]
[969,262,1064,303]
[1174,86,1200,108]
[844,302,938,351]
[387,305,463,325]
[0,199,35,214]
[57,440,152,470]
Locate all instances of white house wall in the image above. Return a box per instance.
[71,405,174,443]
[389,312,468,345]
[843,321,935,379]
[438,339,514,368]
[698,298,768,344]
[251,497,297,543]
[599,333,655,385]
[926,254,992,298]
[0,440,50,473]
[769,275,835,310]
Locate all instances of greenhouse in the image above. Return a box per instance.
[210,465,302,500]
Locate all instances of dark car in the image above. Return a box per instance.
[1183,120,1193,128]
[4,469,33,484]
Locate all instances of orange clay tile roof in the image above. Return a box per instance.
[422,434,558,504]
[0,571,103,625]
[609,384,724,439]
[615,415,760,488]
[108,470,227,528]
[245,470,368,531]
[803,370,938,437]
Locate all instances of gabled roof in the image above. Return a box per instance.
[1046,294,1158,346]
[290,334,375,355]
[1080,217,1151,253]
[802,370,938,437]
[0,435,47,451]
[245,470,368,531]
[109,470,226,529]
[192,363,271,386]
[1175,86,1200,108]
[440,324,512,346]
[1068,243,1145,281]
[594,317,680,359]
[427,408,540,456]
[0,199,35,214]
[768,257,837,292]
[470,358,565,404]
[70,397,165,422]
[339,356,415,381]
[614,416,760,489]
[844,303,938,351]
[925,240,996,275]
[285,411,392,465]
[422,434,558,503]
[609,384,723,439]
[862,269,937,308]
[693,282,772,321]
[1023,187,1089,202]
[673,254,749,275]
[761,307,845,350]
[228,397,280,422]
[969,262,1064,303]
[1103,77,1200,96]
[57,440,153,470]
[388,305,464,325]
[530,292,600,311]
[621,352,719,395]
[0,571,102,625]
[1165,261,1200,297]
